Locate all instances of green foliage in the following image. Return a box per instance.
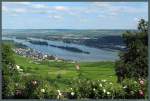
[122,78,147,99]
[56,73,62,79]
[2,44,15,68]
[70,79,126,99]
[24,80,57,99]
[67,78,147,99]
[122,79,141,98]
[138,19,148,33]
[2,44,17,76]
[115,19,148,81]
[2,44,20,99]
[2,75,16,98]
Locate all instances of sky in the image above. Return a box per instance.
[2,2,148,29]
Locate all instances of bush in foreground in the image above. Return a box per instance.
[115,19,148,82]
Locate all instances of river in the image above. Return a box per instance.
[3,37,119,62]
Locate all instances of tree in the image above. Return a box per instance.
[115,19,148,82]
[2,43,18,98]
[2,44,15,75]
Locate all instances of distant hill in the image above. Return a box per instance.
[2,29,136,38]
[2,29,137,51]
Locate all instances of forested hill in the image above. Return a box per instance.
[2,29,136,38]
[61,35,125,51]
[2,29,136,51]
[84,35,124,50]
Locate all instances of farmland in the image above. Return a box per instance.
[14,54,117,90]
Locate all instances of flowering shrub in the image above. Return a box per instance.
[122,78,148,99]
[66,78,148,99]
[2,77,148,99]
[2,76,16,98]
[24,80,57,99]
[103,81,125,99]
[69,79,126,99]
[2,67,148,99]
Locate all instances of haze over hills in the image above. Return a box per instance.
[2,29,137,38]
[2,29,136,51]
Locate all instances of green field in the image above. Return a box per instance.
[14,54,117,90]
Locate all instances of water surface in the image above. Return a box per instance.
[3,37,119,62]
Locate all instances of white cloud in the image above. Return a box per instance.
[134,17,139,22]
[13,8,27,13]
[124,7,146,14]
[32,4,48,9]
[2,2,147,20]
[109,7,121,15]
[133,17,145,22]
[53,6,68,11]
[109,6,147,15]
[18,2,31,5]
[2,6,8,12]
[97,14,105,18]
[93,2,111,8]
[93,2,147,17]
[49,15,63,19]
[9,2,31,6]
[11,13,18,16]
[79,18,89,23]
[53,15,62,19]
[2,4,27,14]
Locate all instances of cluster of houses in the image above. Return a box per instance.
[13,47,81,71]
[13,48,62,61]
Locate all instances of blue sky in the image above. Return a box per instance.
[2,2,148,29]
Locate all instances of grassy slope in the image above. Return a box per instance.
[14,54,117,90]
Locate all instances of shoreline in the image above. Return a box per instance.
[2,37,119,62]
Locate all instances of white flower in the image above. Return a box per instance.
[93,88,96,91]
[57,90,60,93]
[139,80,144,85]
[103,89,106,93]
[59,93,62,96]
[99,83,103,87]
[57,90,62,96]
[123,86,127,89]
[16,65,20,69]
[41,89,45,93]
[15,83,18,86]
[32,80,37,85]
[102,80,106,82]
[57,90,63,99]
[70,88,72,90]
[109,82,113,85]
[130,91,134,95]
[71,92,75,96]
[107,92,111,95]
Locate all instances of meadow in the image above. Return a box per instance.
[14,54,117,90]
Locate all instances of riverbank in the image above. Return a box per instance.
[13,47,63,61]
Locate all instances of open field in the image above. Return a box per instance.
[14,54,117,90]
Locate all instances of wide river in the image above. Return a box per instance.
[3,37,119,62]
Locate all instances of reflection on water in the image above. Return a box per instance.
[2,37,119,62]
